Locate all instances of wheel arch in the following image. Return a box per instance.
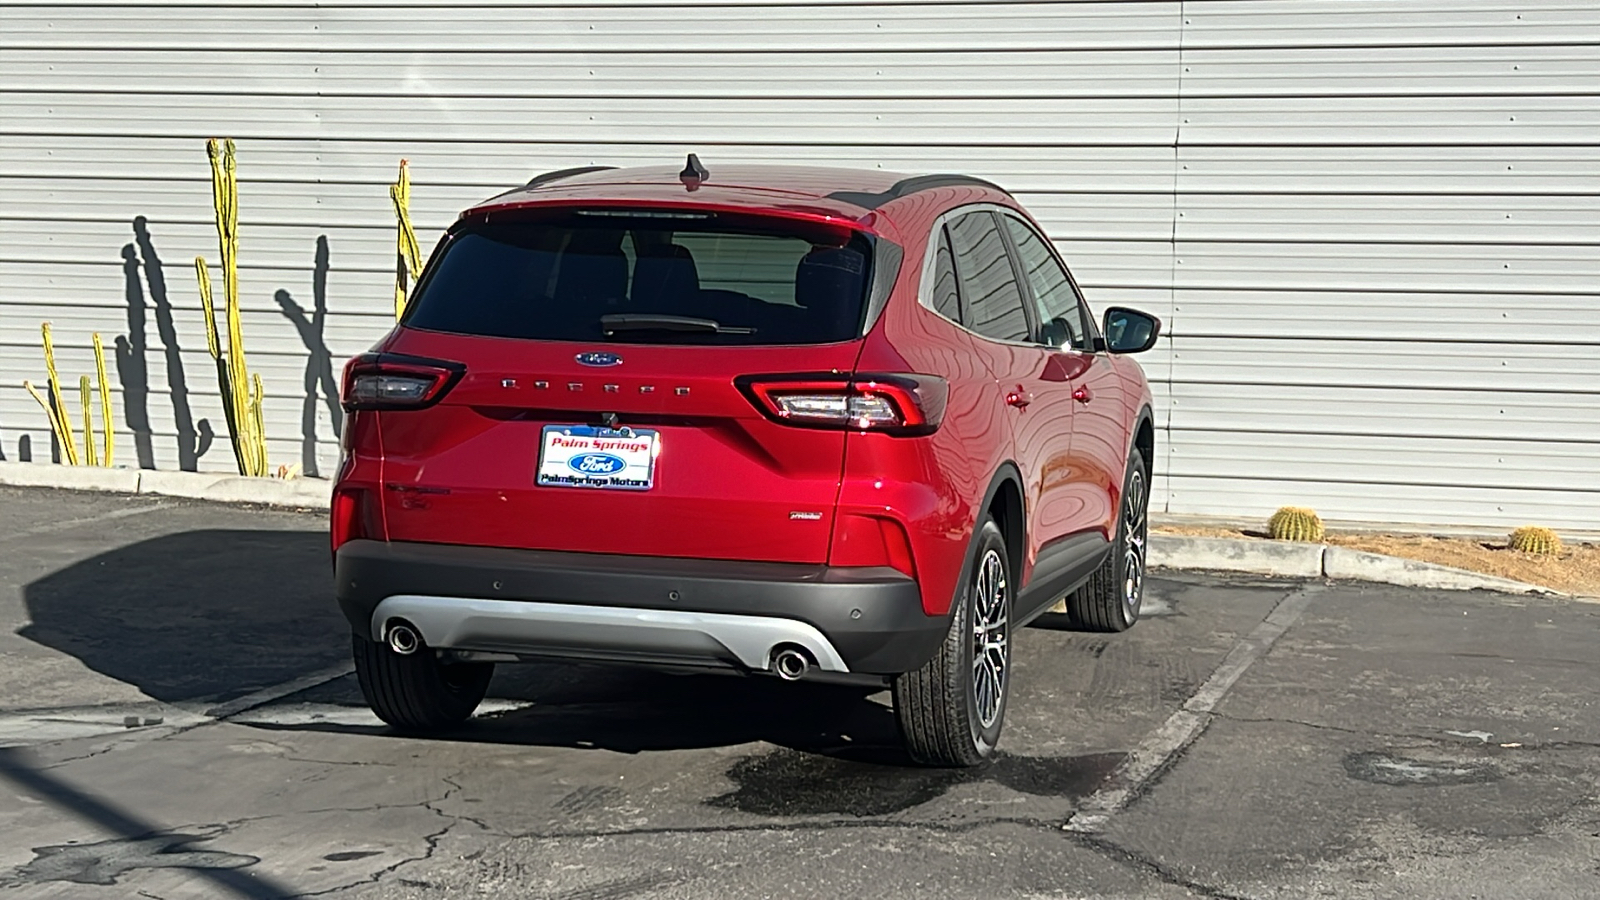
[977,462,1026,597]
[1132,405,1156,471]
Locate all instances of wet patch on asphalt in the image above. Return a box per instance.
[1344,750,1502,787]
[5,826,257,886]
[708,748,1126,817]
[1139,588,1177,617]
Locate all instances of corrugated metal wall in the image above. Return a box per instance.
[1,1,1596,529]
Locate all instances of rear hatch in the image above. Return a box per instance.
[371,206,877,564]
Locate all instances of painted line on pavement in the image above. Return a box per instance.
[0,704,206,747]
[2,502,170,541]
[198,662,356,720]
[1064,584,1324,833]
[229,697,536,729]
[0,663,355,747]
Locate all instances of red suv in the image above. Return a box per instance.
[333,158,1159,766]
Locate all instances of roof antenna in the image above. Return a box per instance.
[679,153,709,190]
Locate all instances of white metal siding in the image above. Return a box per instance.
[0,1,1595,530]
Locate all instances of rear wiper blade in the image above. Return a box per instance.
[599,314,755,335]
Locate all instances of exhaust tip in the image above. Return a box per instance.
[386,622,421,656]
[771,646,811,681]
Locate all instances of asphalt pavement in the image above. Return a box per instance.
[0,485,1596,899]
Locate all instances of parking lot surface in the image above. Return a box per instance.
[0,485,1596,899]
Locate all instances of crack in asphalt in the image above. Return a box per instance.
[41,728,180,768]
[276,754,402,769]
[403,811,1256,900]
[522,814,1061,841]
[286,771,471,899]
[1066,832,1257,900]
[434,775,498,836]
[1213,712,1600,751]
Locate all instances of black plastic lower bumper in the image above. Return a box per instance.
[334,540,948,675]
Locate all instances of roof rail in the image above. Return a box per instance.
[826,174,1009,211]
[525,165,616,189]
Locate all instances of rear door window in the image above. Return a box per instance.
[404,212,875,345]
[946,211,1030,343]
[1001,214,1091,351]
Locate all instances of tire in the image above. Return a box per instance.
[1068,449,1150,632]
[352,632,493,732]
[892,516,1012,767]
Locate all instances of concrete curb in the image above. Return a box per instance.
[0,461,331,510]
[1149,533,1558,596]
[1147,535,1323,578]
[1320,546,1548,594]
[0,461,141,494]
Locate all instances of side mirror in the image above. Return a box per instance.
[1102,307,1161,354]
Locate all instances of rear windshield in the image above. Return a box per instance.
[403,211,875,345]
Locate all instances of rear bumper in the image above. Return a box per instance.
[334,540,948,675]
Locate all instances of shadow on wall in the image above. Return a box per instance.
[117,216,213,470]
[14,218,348,470]
[274,235,343,478]
[19,529,347,704]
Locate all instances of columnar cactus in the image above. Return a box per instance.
[79,376,97,466]
[1508,526,1561,555]
[39,322,78,465]
[1269,506,1325,543]
[195,138,268,476]
[391,159,423,320]
[93,332,113,467]
[22,322,114,467]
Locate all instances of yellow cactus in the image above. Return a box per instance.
[1508,526,1561,556]
[1269,506,1325,543]
[79,375,98,466]
[24,324,115,466]
[39,322,79,465]
[250,372,268,476]
[93,332,114,468]
[196,138,269,476]
[23,380,75,464]
[390,158,423,319]
[196,258,221,360]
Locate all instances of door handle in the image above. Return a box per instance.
[1005,387,1032,409]
[1072,386,1093,404]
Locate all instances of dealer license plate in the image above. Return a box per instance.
[537,425,659,490]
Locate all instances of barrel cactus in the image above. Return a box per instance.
[1508,526,1561,556]
[1268,506,1325,543]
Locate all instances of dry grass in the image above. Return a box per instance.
[1154,524,1600,597]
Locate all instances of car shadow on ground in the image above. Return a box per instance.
[253,661,919,763]
[249,664,1127,803]
[20,529,347,705]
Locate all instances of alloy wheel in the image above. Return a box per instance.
[970,548,1010,729]
[1122,469,1147,619]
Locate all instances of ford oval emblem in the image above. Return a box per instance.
[568,453,627,476]
[575,351,622,367]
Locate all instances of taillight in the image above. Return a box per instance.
[736,373,947,436]
[341,353,465,411]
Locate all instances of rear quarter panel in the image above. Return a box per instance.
[839,192,1011,616]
